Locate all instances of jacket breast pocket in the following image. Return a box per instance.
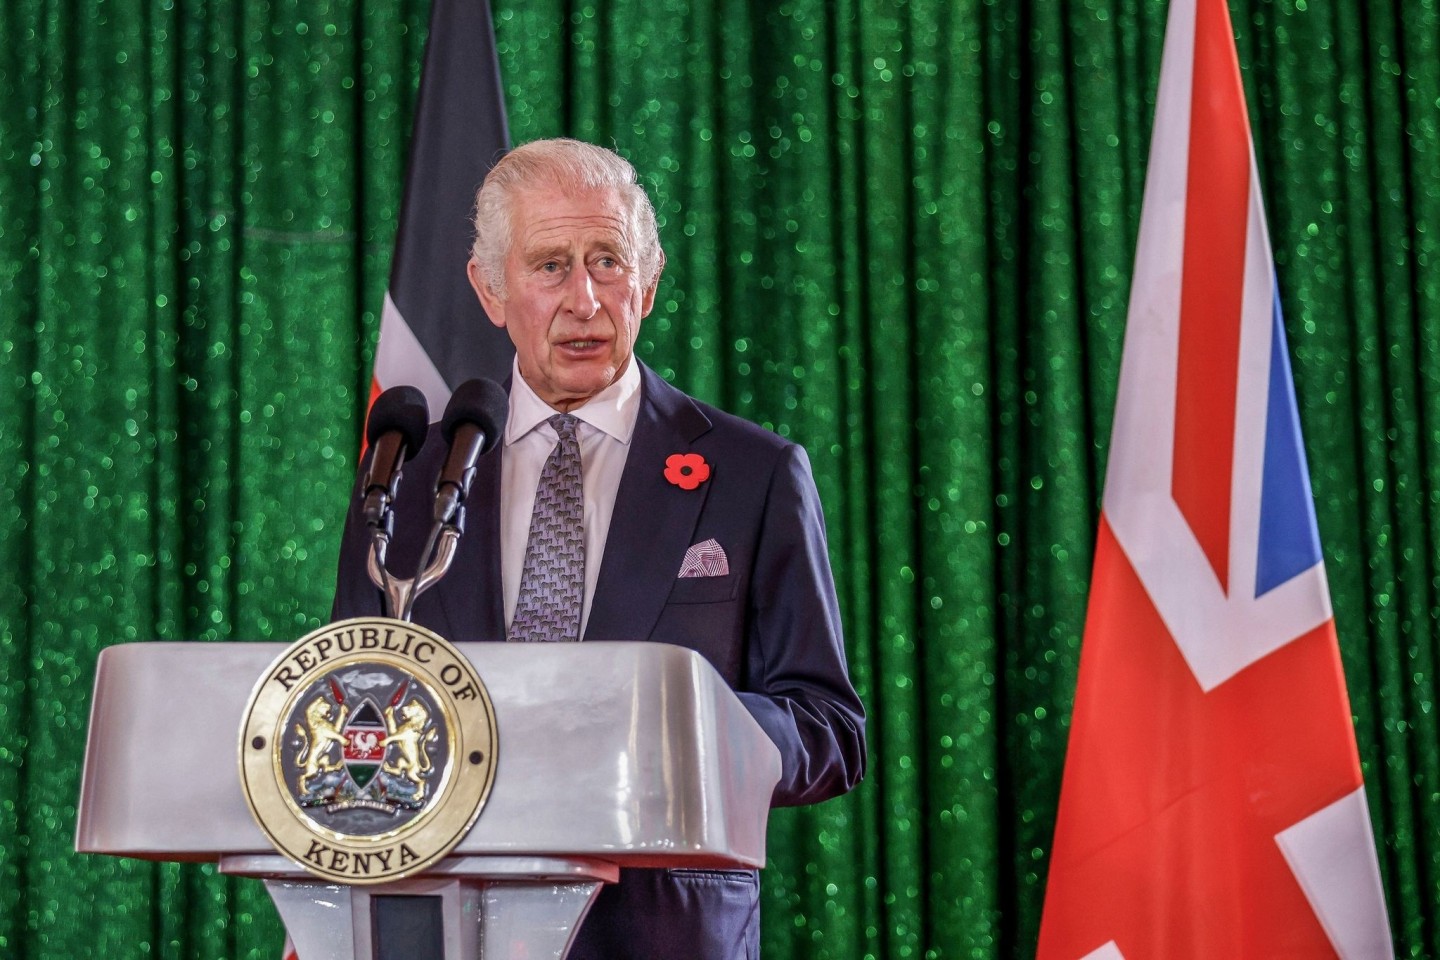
[666,575,738,605]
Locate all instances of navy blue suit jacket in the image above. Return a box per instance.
[333,364,867,958]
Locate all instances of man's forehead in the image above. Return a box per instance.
[521,211,628,236]
[513,185,626,221]
[511,187,632,247]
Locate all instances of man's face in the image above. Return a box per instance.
[469,185,659,412]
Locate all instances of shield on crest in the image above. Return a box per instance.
[342,699,387,791]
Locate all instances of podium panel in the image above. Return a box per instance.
[76,640,782,959]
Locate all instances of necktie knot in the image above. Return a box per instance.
[548,413,579,443]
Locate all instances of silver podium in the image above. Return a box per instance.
[75,641,782,960]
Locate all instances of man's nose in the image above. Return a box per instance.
[565,265,600,319]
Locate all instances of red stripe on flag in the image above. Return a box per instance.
[359,374,382,457]
[1171,0,1253,593]
[1038,520,1363,959]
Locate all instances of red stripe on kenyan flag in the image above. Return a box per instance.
[360,375,383,455]
[1170,0,1252,593]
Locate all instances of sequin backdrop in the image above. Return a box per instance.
[2,0,1437,956]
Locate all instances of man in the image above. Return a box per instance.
[333,138,866,958]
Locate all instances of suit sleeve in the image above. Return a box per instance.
[737,444,867,808]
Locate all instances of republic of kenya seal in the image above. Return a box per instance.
[238,616,497,884]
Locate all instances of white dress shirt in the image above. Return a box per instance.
[500,357,642,637]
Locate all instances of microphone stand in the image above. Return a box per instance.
[365,509,465,622]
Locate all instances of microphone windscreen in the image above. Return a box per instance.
[366,385,430,457]
[440,379,509,454]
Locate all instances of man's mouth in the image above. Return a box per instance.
[559,339,603,349]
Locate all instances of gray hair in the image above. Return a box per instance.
[470,138,663,297]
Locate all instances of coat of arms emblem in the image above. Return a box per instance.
[290,673,440,820]
[239,617,497,884]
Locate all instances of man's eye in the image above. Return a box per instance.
[597,257,618,270]
[541,261,562,273]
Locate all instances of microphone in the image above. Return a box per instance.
[361,385,430,529]
[432,378,508,524]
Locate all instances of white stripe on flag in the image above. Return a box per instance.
[375,289,453,416]
[1275,786,1396,960]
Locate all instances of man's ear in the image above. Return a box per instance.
[467,258,506,328]
[640,250,666,318]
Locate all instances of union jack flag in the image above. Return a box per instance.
[1037,0,1393,956]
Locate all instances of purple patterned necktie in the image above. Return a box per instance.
[508,414,584,642]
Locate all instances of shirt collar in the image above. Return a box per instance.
[505,357,642,445]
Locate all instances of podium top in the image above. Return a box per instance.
[76,641,781,869]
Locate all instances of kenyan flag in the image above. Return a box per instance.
[367,0,513,420]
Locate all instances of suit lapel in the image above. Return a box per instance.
[584,365,713,642]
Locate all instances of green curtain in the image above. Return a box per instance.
[3,0,1437,956]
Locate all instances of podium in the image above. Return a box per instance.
[75,640,782,960]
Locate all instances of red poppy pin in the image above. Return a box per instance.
[664,452,711,491]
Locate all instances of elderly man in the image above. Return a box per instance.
[333,138,866,959]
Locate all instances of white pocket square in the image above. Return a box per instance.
[678,538,729,578]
